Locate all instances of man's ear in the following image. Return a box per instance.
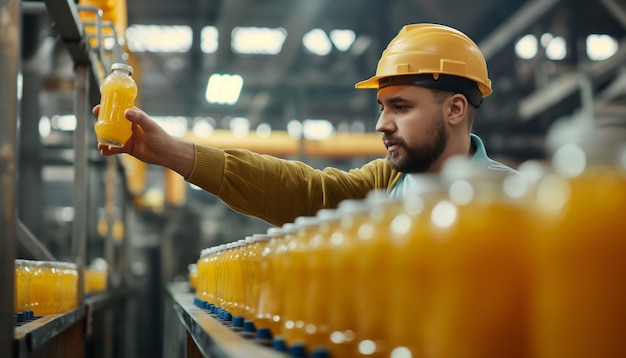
[446,94,468,127]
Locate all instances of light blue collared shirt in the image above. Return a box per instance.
[389,133,519,198]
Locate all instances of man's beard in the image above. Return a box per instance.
[385,113,448,173]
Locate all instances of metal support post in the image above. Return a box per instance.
[73,66,90,307]
[0,0,20,353]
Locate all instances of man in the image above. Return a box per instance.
[95,23,518,226]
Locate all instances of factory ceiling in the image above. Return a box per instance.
[24,0,626,163]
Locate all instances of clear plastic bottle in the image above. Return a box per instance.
[425,158,531,358]
[530,144,626,358]
[255,226,286,335]
[304,208,340,351]
[326,199,370,357]
[95,63,137,147]
[283,216,320,347]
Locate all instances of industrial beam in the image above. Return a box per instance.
[478,0,561,60]
[519,37,626,120]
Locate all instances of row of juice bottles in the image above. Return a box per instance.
[14,259,109,316]
[192,144,626,358]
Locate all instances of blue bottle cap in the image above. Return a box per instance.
[222,311,232,322]
[288,343,308,358]
[310,347,330,358]
[232,316,244,327]
[256,327,273,341]
[272,337,288,352]
[243,320,256,333]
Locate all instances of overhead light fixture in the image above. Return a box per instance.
[256,123,272,138]
[201,26,219,54]
[586,34,618,61]
[205,74,244,105]
[303,28,332,56]
[287,120,303,139]
[229,117,250,138]
[125,25,192,53]
[302,119,335,140]
[152,116,189,138]
[545,36,567,60]
[330,29,356,52]
[231,27,287,55]
[39,116,52,138]
[514,34,538,60]
[192,117,215,138]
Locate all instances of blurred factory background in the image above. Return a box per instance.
[10,0,626,356]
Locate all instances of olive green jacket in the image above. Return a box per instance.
[187,144,402,226]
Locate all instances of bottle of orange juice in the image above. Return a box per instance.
[255,227,285,336]
[304,208,340,351]
[283,216,320,347]
[426,158,530,358]
[326,199,370,357]
[14,259,33,313]
[95,63,137,147]
[30,261,58,316]
[530,144,626,358]
[385,175,446,357]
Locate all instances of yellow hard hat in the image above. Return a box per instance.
[355,23,492,106]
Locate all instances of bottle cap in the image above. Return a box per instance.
[272,337,288,352]
[310,347,330,358]
[243,320,256,333]
[111,63,133,75]
[255,327,273,341]
[288,343,308,358]
[232,316,244,327]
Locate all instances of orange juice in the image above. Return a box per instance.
[353,195,404,357]
[95,63,137,147]
[327,199,370,357]
[246,233,270,322]
[15,259,33,313]
[214,244,228,309]
[530,153,626,358]
[385,194,440,357]
[255,227,286,335]
[304,209,340,350]
[30,261,58,316]
[196,249,210,300]
[426,169,530,358]
[283,216,320,346]
[270,223,298,338]
[229,239,247,317]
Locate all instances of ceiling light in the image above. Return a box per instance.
[55,114,77,131]
[201,26,219,54]
[303,28,332,56]
[192,118,215,138]
[545,36,567,60]
[125,25,192,53]
[302,119,334,140]
[515,34,538,60]
[205,74,244,105]
[256,123,272,138]
[152,116,189,138]
[330,29,356,52]
[287,120,303,139]
[231,27,286,55]
[229,117,250,138]
[39,116,51,138]
[586,34,618,61]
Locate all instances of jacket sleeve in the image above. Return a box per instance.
[186,144,398,226]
